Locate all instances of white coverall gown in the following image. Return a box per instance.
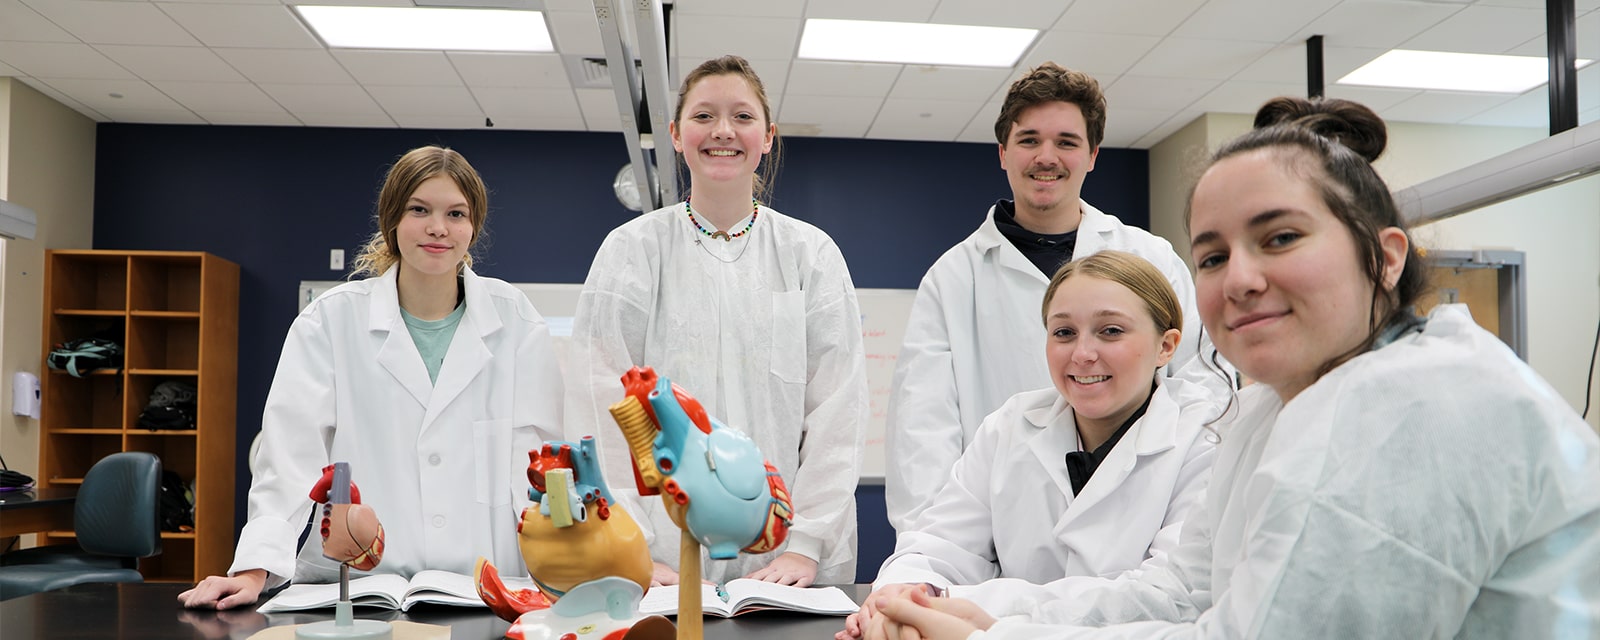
[231,267,564,587]
[565,203,869,584]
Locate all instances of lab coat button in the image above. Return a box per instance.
[432,515,445,528]
[428,453,441,465]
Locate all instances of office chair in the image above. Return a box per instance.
[0,452,163,601]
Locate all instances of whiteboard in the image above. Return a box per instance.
[299,282,914,480]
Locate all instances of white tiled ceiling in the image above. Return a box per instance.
[3,0,1599,148]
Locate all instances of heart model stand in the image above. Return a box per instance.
[296,462,392,640]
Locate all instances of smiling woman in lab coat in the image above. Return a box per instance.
[178,146,563,610]
[865,98,1600,640]
[840,251,1218,640]
[564,55,867,589]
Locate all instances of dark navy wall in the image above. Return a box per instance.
[91,123,1148,581]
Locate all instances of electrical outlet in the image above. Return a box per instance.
[329,249,345,271]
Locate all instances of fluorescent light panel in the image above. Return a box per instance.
[798,18,1036,68]
[1337,49,1592,94]
[295,5,552,52]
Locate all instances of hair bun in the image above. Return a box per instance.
[1253,96,1387,162]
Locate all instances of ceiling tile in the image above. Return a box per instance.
[0,0,75,42]
[295,112,396,128]
[1460,88,1550,127]
[676,16,800,61]
[95,45,245,82]
[27,0,198,46]
[333,50,462,87]
[929,0,1068,29]
[672,0,801,18]
[366,84,481,116]
[1104,75,1221,111]
[0,42,136,79]
[151,80,281,111]
[1580,62,1600,112]
[575,87,623,131]
[545,10,602,56]
[802,0,937,22]
[258,83,384,115]
[1507,10,1600,58]
[540,0,597,11]
[36,77,184,111]
[96,108,206,124]
[1054,0,1207,36]
[1189,80,1303,114]
[1292,1,1464,50]
[483,116,588,131]
[18,77,107,120]
[391,113,487,129]
[470,86,583,119]
[1127,37,1272,80]
[1234,43,1384,84]
[1173,0,1342,43]
[158,3,322,49]
[214,48,353,84]
[1322,85,1422,112]
[776,94,882,138]
[196,111,301,127]
[1379,91,1516,124]
[868,97,982,141]
[1022,30,1161,77]
[887,65,1012,101]
[1134,110,1204,148]
[955,100,1003,143]
[450,52,572,89]
[784,60,900,98]
[1101,106,1177,148]
[742,58,792,98]
[0,60,17,76]
[1400,5,1545,54]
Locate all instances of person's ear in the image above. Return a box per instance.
[762,123,776,154]
[670,119,683,153]
[997,143,1008,170]
[1377,227,1409,291]
[1155,328,1181,368]
[1086,145,1099,173]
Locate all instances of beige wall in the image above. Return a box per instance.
[1148,114,1600,432]
[1,78,96,482]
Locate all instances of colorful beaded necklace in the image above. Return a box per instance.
[685,196,759,242]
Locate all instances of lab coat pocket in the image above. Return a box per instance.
[770,291,807,384]
[472,418,513,506]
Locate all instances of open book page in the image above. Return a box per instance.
[256,574,410,613]
[638,580,857,618]
[256,570,537,613]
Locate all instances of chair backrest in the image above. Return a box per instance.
[75,452,163,559]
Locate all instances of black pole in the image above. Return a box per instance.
[1549,0,1578,135]
[1307,35,1325,99]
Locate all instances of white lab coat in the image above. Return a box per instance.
[875,378,1217,594]
[563,202,868,584]
[885,201,1229,532]
[230,266,563,588]
[971,305,1600,639]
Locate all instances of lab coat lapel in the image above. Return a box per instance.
[1070,201,1117,260]
[371,268,433,409]
[976,207,1051,286]
[420,269,498,432]
[1065,379,1181,518]
[1027,395,1081,504]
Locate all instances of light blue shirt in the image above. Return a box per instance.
[400,302,466,385]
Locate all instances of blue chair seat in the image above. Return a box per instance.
[0,565,143,600]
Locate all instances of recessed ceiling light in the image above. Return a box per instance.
[294,5,553,52]
[798,18,1037,68]
[1337,49,1593,94]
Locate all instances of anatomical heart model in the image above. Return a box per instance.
[295,462,391,640]
[607,366,795,640]
[475,436,674,640]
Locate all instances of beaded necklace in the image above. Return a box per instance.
[686,196,758,241]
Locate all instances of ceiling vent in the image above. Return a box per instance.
[565,55,644,89]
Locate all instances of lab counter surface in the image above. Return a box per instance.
[0,582,874,639]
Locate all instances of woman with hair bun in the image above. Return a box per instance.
[861,97,1600,639]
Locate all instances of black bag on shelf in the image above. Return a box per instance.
[45,338,123,377]
[137,380,197,431]
[159,470,195,533]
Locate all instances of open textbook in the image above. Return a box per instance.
[256,570,534,613]
[637,579,858,618]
